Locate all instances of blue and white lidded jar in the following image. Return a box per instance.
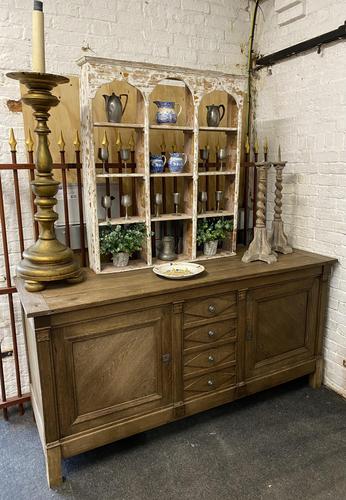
[168,152,188,173]
[150,154,167,173]
[154,101,182,125]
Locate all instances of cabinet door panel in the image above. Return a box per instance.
[245,277,319,379]
[53,306,172,437]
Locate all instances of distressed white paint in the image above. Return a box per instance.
[78,56,246,272]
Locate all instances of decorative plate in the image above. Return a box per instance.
[153,262,205,280]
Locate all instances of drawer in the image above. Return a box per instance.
[184,318,237,350]
[184,367,236,400]
[184,343,235,377]
[184,293,237,325]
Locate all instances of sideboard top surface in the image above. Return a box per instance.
[17,249,336,319]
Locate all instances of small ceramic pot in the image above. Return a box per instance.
[112,252,129,267]
[168,152,187,173]
[150,154,167,173]
[154,100,182,125]
[203,240,218,256]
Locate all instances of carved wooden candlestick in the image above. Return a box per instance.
[270,160,292,254]
[7,71,83,292]
[242,162,277,264]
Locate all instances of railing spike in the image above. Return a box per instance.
[101,130,109,148]
[128,133,135,151]
[73,130,81,151]
[115,131,122,150]
[160,134,166,152]
[58,131,65,152]
[25,129,34,153]
[9,128,17,152]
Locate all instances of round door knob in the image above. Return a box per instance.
[208,330,215,338]
[208,379,214,386]
[208,304,216,313]
[208,355,215,363]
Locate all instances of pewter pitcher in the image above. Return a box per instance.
[103,92,128,123]
[206,104,225,127]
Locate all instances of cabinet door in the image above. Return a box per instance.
[245,277,319,380]
[53,305,172,437]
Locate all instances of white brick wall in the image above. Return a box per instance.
[255,0,346,397]
[0,0,250,397]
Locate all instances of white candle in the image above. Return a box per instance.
[32,0,45,73]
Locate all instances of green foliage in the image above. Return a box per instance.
[99,223,147,256]
[197,218,233,245]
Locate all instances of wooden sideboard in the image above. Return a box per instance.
[18,249,336,487]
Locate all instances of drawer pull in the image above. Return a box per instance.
[208,355,215,363]
[208,330,215,338]
[208,304,216,313]
[207,379,215,387]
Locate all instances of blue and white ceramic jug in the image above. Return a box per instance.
[154,101,182,124]
[150,154,167,173]
[168,152,187,173]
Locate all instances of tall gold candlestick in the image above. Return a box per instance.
[7,71,82,291]
[32,1,45,73]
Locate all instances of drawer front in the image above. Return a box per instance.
[184,368,236,400]
[184,318,237,350]
[184,344,236,376]
[184,293,237,325]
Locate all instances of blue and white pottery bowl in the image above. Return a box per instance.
[154,100,182,125]
[168,152,187,173]
[150,154,167,173]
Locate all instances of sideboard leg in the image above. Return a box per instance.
[309,358,323,389]
[45,446,62,488]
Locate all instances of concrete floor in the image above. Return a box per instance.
[1,379,346,500]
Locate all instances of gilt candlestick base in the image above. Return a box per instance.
[242,162,277,264]
[270,162,292,254]
[7,71,83,291]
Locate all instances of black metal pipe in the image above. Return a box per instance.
[256,21,346,69]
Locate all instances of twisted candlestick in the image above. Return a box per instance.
[270,162,292,254]
[242,162,277,264]
[7,71,83,291]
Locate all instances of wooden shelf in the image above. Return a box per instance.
[96,173,145,179]
[152,253,192,265]
[151,213,192,222]
[149,124,193,132]
[198,170,236,176]
[94,122,144,129]
[198,126,237,133]
[195,250,236,261]
[80,56,244,274]
[99,216,146,226]
[197,211,233,219]
[100,259,150,273]
[150,172,193,178]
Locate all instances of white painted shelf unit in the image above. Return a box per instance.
[78,56,246,273]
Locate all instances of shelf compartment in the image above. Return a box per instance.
[99,216,146,226]
[198,171,236,176]
[150,172,193,178]
[94,122,144,129]
[198,126,237,133]
[151,213,192,222]
[197,211,233,219]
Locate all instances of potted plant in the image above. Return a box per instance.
[99,223,147,267]
[197,218,233,256]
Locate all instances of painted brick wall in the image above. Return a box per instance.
[254,0,346,397]
[0,0,250,397]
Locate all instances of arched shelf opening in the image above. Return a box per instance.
[148,78,195,265]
